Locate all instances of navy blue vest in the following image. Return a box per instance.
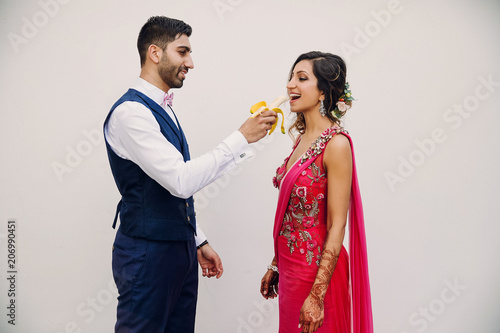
[104,89,196,241]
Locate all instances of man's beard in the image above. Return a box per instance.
[158,58,185,89]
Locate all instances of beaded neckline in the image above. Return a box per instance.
[299,126,347,165]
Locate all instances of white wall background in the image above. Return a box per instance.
[1,0,499,332]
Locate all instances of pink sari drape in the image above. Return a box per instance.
[273,132,373,332]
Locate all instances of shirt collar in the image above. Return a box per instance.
[133,77,169,107]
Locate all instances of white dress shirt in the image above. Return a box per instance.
[105,78,253,246]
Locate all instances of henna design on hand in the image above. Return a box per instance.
[303,292,323,321]
[261,270,279,298]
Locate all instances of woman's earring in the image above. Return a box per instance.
[319,100,326,117]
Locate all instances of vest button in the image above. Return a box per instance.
[187,216,191,222]
[186,202,189,208]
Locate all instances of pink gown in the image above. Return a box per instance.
[272,127,373,333]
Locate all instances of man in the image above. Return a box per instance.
[103,16,276,332]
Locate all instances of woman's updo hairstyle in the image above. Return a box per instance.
[288,51,349,136]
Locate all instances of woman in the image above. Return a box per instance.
[260,52,373,333]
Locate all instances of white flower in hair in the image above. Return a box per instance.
[336,101,349,112]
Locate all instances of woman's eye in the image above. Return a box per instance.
[299,77,307,81]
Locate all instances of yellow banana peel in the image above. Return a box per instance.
[249,96,287,135]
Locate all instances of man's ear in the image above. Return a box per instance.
[147,44,163,65]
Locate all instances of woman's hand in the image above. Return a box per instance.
[260,269,279,299]
[299,293,324,333]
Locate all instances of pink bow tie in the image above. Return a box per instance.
[162,92,174,107]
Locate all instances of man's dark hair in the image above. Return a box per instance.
[137,16,192,66]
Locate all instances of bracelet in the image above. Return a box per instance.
[197,240,209,249]
[267,265,279,274]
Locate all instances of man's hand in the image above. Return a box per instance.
[238,110,277,143]
[197,244,223,279]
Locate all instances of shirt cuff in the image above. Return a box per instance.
[224,131,253,164]
[194,225,207,247]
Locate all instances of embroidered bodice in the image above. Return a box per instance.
[273,126,345,265]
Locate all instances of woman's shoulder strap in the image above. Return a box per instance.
[299,126,348,166]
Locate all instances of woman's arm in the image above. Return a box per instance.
[299,134,352,333]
